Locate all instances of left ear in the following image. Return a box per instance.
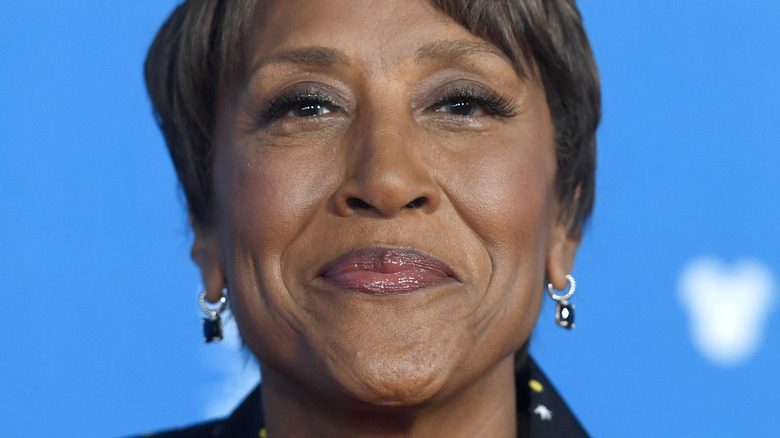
[190,215,226,305]
[546,221,582,290]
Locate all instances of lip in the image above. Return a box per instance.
[317,246,458,296]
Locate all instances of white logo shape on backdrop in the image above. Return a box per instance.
[678,257,777,366]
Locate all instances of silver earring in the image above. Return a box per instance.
[547,274,576,330]
[200,287,228,343]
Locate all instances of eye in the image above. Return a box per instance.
[258,87,342,125]
[426,86,518,119]
[432,99,483,117]
[287,101,334,118]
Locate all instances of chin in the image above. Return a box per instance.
[334,351,456,408]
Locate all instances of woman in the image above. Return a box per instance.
[142,0,599,436]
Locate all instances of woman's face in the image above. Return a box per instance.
[198,0,578,406]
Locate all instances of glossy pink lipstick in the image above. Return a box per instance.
[318,247,456,295]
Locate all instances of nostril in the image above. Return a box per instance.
[343,196,429,215]
[347,197,372,210]
[404,197,426,209]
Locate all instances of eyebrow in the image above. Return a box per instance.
[244,40,507,84]
[414,40,507,65]
[247,46,350,79]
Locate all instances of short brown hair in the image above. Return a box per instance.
[145,0,600,233]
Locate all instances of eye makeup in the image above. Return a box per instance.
[426,83,519,119]
[248,75,520,134]
[255,84,345,127]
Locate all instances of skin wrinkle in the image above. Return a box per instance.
[195,0,579,436]
[218,140,306,347]
[147,0,598,235]
[418,76,536,307]
[138,0,601,434]
[244,40,514,102]
[439,74,548,334]
[276,168,336,326]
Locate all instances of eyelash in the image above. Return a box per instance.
[255,84,517,126]
[426,86,518,119]
[257,87,342,125]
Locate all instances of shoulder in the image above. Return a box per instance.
[521,358,590,437]
[128,420,223,438]
[127,385,264,438]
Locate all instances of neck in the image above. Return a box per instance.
[260,355,519,438]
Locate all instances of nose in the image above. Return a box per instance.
[332,116,440,218]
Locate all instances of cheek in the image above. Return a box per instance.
[437,125,558,351]
[212,138,335,295]
[213,141,339,256]
[211,138,346,369]
[445,141,556,260]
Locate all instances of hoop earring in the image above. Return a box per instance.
[547,274,576,330]
[200,287,228,343]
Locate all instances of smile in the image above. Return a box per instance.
[317,246,458,295]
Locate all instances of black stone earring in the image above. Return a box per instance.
[199,287,228,342]
[547,274,576,329]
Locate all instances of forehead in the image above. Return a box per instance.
[245,0,505,74]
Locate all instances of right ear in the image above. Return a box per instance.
[190,215,225,304]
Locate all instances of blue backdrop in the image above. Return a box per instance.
[1,1,778,436]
